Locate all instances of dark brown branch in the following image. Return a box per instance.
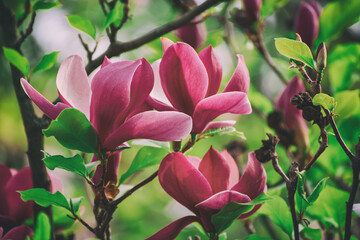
[86,0,224,74]
[17,0,31,27]
[99,0,108,15]
[15,12,36,49]
[303,127,328,171]
[297,67,313,86]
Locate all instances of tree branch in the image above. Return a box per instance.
[86,0,224,74]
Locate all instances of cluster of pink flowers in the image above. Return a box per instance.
[19,38,269,238]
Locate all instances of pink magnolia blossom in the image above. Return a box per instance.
[147,39,252,134]
[175,17,207,50]
[0,164,61,235]
[275,76,309,147]
[147,147,266,239]
[21,55,192,151]
[0,226,33,240]
[243,0,262,22]
[294,1,320,48]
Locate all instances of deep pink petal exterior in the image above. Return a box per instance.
[101,56,112,69]
[195,190,251,211]
[192,92,252,133]
[231,152,266,200]
[103,111,192,150]
[223,55,250,93]
[0,165,12,216]
[90,59,153,145]
[91,152,121,185]
[158,152,212,214]
[20,78,70,120]
[198,46,222,97]
[199,147,231,193]
[160,42,208,115]
[56,55,91,118]
[1,225,33,240]
[175,17,207,50]
[243,0,262,22]
[146,216,199,240]
[294,2,319,48]
[220,150,240,188]
[160,37,174,53]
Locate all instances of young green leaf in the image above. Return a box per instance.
[296,172,310,204]
[119,146,169,184]
[43,108,98,153]
[334,90,360,120]
[200,126,245,139]
[308,177,329,204]
[34,212,51,240]
[313,93,337,112]
[2,47,30,76]
[300,227,322,240]
[20,189,71,212]
[86,161,101,179]
[131,139,170,149]
[33,0,61,11]
[43,154,87,179]
[33,51,59,73]
[103,1,124,29]
[274,38,315,69]
[66,15,96,40]
[242,235,272,240]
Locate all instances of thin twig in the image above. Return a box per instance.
[303,127,328,171]
[297,67,313,86]
[17,0,31,27]
[86,0,225,74]
[15,12,36,48]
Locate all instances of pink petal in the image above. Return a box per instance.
[192,92,252,133]
[103,111,192,151]
[223,55,250,93]
[149,59,172,106]
[294,2,319,48]
[146,96,177,111]
[4,167,33,223]
[0,216,17,234]
[187,156,201,169]
[90,59,153,145]
[158,152,212,214]
[92,152,121,185]
[220,150,240,188]
[145,216,199,240]
[199,147,231,193]
[201,120,236,133]
[199,45,222,97]
[231,152,266,200]
[2,225,33,240]
[175,17,207,50]
[101,56,112,69]
[160,42,208,115]
[20,78,70,120]
[160,37,174,53]
[195,190,251,211]
[56,55,91,118]
[0,165,12,216]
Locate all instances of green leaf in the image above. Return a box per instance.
[53,205,75,230]
[103,1,124,29]
[261,0,288,18]
[300,227,322,240]
[258,195,293,237]
[317,0,360,43]
[85,161,101,179]
[20,189,70,211]
[43,154,87,179]
[131,139,170,149]
[33,0,62,11]
[34,212,51,240]
[312,93,337,112]
[33,51,59,73]
[242,235,272,240]
[308,177,328,204]
[67,15,96,39]
[43,108,98,153]
[334,90,360,120]
[328,44,360,91]
[119,146,169,184]
[295,172,310,214]
[211,193,271,234]
[274,38,315,69]
[307,186,348,228]
[200,127,245,139]
[2,47,30,76]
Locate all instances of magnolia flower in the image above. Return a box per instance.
[91,152,120,185]
[0,226,33,240]
[294,1,320,48]
[0,164,61,236]
[243,0,262,22]
[275,76,309,148]
[147,39,252,134]
[175,17,207,50]
[21,55,192,151]
[147,147,266,239]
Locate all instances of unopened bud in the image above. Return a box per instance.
[294,2,319,48]
[175,17,207,50]
[316,42,327,71]
[243,0,262,23]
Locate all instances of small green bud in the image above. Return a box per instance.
[316,42,327,71]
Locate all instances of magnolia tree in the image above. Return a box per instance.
[0,0,360,239]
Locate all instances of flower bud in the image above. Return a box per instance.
[243,0,262,23]
[316,42,327,71]
[294,2,319,48]
[175,17,207,50]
